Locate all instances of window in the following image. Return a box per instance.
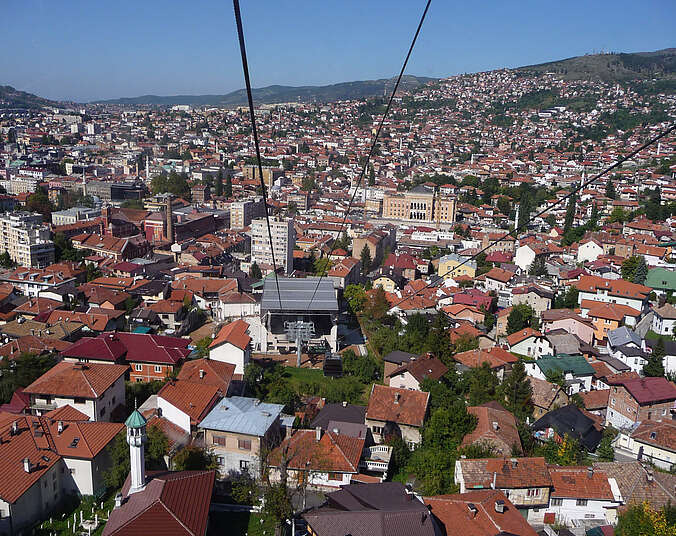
[73,397,86,405]
[136,378,143,382]
[135,364,143,371]
[551,498,563,506]
[328,472,341,481]
[216,457,224,465]
[213,435,227,446]
[238,439,252,450]
[154,365,162,373]
[527,488,540,497]
[240,460,250,471]
[372,426,383,435]
[99,407,106,417]
[576,499,588,506]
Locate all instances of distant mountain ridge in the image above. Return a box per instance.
[516,48,676,81]
[0,85,58,110]
[91,75,435,106]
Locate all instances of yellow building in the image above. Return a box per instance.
[382,184,456,224]
[438,254,477,280]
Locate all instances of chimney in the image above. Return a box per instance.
[491,472,497,489]
[166,196,174,243]
[57,421,64,434]
[587,467,594,478]
[511,458,518,469]
[467,503,478,518]
[394,392,401,404]
[647,470,654,482]
[315,426,322,442]
[11,421,18,435]
[494,500,505,514]
[199,369,205,379]
[23,458,31,473]
[114,493,123,509]
[492,421,499,431]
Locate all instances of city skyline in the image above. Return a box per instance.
[1,0,674,102]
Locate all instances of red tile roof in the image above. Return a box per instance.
[23,362,128,399]
[607,376,676,405]
[366,384,429,427]
[176,358,235,395]
[454,347,517,369]
[157,380,220,426]
[549,466,614,500]
[462,403,522,455]
[209,319,251,351]
[506,327,543,347]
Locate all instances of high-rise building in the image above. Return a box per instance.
[230,197,266,230]
[250,217,295,274]
[0,212,54,267]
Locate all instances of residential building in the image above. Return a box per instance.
[250,217,295,274]
[0,212,54,267]
[208,319,252,375]
[614,420,676,470]
[605,376,676,429]
[461,402,522,455]
[532,405,603,451]
[365,384,429,449]
[524,355,595,394]
[511,285,554,317]
[198,397,284,476]
[541,309,595,345]
[652,303,676,336]
[580,300,641,343]
[574,275,651,312]
[453,347,518,381]
[528,376,570,419]
[438,253,477,279]
[23,361,127,421]
[176,358,235,397]
[387,354,448,391]
[156,379,221,434]
[229,197,266,230]
[426,490,538,536]
[383,350,418,379]
[51,206,101,226]
[506,328,553,359]
[351,227,396,268]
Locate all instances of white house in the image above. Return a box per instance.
[157,380,220,434]
[652,303,676,336]
[614,420,676,471]
[208,318,252,375]
[506,328,553,359]
[577,239,604,264]
[531,467,623,526]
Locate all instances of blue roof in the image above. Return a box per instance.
[133,326,152,334]
[125,409,147,429]
[198,396,284,436]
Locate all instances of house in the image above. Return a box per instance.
[441,304,485,325]
[438,253,477,279]
[535,466,622,526]
[365,384,429,449]
[208,319,252,375]
[531,405,603,451]
[607,326,647,373]
[326,257,360,290]
[580,300,641,344]
[652,303,676,336]
[574,275,651,312]
[304,482,438,536]
[268,427,365,490]
[23,361,127,421]
[453,347,518,381]
[426,490,538,536]
[614,420,676,470]
[454,457,552,518]
[461,402,522,455]
[605,376,676,429]
[372,267,406,292]
[645,267,676,298]
[524,355,595,394]
[310,402,367,431]
[383,253,419,281]
[198,397,284,476]
[528,377,569,419]
[156,380,221,434]
[147,299,185,331]
[176,358,235,396]
[482,267,515,293]
[102,410,215,536]
[541,309,595,345]
[511,285,554,317]
[506,328,553,359]
[0,412,122,534]
[61,332,192,382]
[577,239,604,263]
[387,354,448,391]
[383,350,418,379]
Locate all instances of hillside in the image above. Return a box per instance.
[516,48,676,82]
[92,75,435,106]
[0,85,58,110]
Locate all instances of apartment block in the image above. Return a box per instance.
[250,217,295,274]
[0,212,54,267]
[230,197,266,230]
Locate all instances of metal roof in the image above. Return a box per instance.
[261,277,338,313]
[198,396,284,436]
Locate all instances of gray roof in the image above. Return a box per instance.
[198,396,284,436]
[607,326,641,349]
[261,277,338,313]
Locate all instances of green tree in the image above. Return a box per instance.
[622,256,640,282]
[0,352,57,404]
[597,427,617,461]
[360,245,372,276]
[224,172,233,198]
[506,304,537,335]
[344,284,367,315]
[605,179,616,200]
[0,251,15,268]
[249,262,262,280]
[497,196,511,217]
[104,427,169,489]
[262,484,293,529]
[633,256,648,285]
[644,337,666,377]
[368,164,375,186]
[313,256,332,276]
[363,287,389,321]
[616,502,676,536]
[215,169,223,197]
[301,175,316,192]
[172,445,219,475]
[517,195,532,230]
[563,190,577,235]
[554,286,579,309]
[27,187,53,221]
[529,256,547,276]
[194,337,212,359]
[500,360,533,420]
[467,362,499,406]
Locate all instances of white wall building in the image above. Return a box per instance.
[250,217,295,275]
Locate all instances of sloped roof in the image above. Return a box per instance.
[103,470,215,536]
[176,358,235,395]
[198,396,283,436]
[366,384,429,427]
[531,405,602,450]
[607,376,676,405]
[454,347,517,369]
[269,429,364,473]
[462,403,522,455]
[388,355,448,383]
[157,380,220,426]
[209,319,251,351]
[23,361,128,399]
[549,466,614,500]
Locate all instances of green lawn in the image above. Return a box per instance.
[644,329,674,341]
[208,511,275,536]
[34,493,117,536]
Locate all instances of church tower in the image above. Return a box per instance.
[125,408,147,494]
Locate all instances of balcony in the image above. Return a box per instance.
[359,445,392,473]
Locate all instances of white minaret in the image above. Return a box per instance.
[145,156,150,182]
[125,408,147,494]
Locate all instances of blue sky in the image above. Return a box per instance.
[1,0,674,102]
